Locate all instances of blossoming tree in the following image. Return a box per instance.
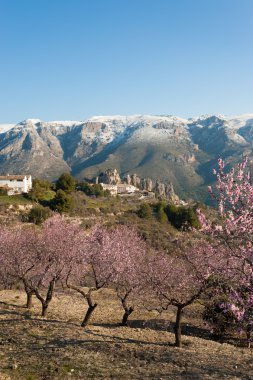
[144,235,227,347]
[66,226,115,327]
[0,225,39,308]
[197,157,253,346]
[108,226,151,326]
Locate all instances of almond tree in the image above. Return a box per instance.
[108,226,151,326]
[0,214,85,316]
[66,226,115,327]
[31,214,85,317]
[0,225,39,308]
[66,225,152,327]
[197,157,253,345]
[198,157,253,259]
[0,215,86,316]
[145,239,223,347]
[219,281,253,347]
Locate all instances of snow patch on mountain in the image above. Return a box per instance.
[0,124,15,134]
[1,114,253,147]
[228,114,253,128]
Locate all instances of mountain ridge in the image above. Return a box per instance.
[0,114,253,202]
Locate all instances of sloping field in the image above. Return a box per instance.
[0,289,252,380]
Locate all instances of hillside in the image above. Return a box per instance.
[0,289,253,380]
[0,114,253,201]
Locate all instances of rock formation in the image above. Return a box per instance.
[97,169,122,185]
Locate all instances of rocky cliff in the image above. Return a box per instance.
[96,168,182,202]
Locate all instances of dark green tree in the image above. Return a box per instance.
[164,204,201,230]
[51,190,74,213]
[137,203,152,219]
[79,182,107,197]
[155,201,168,223]
[28,179,53,202]
[27,205,52,225]
[55,173,76,193]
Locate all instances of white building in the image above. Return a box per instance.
[116,184,137,194]
[101,183,137,195]
[100,184,118,195]
[0,175,32,195]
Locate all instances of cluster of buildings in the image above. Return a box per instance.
[100,183,138,196]
[0,173,138,197]
[0,175,32,195]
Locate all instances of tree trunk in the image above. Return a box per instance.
[81,291,98,327]
[41,279,55,317]
[174,305,183,348]
[26,291,33,309]
[246,325,251,348]
[121,306,134,326]
[33,278,56,317]
[119,291,134,326]
[81,303,98,327]
[41,303,48,317]
[23,280,34,309]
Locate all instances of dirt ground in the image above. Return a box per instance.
[0,288,253,380]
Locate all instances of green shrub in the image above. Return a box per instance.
[28,179,54,202]
[79,182,107,197]
[137,203,152,219]
[79,182,111,197]
[27,205,52,224]
[0,188,8,196]
[55,173,76,193]
[202,276,236,338]
[164,204,201,230]
[155,201,168,223]
[50,190,74,213]
[202,297,235,338]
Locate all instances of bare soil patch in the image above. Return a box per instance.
[0,289,252,379]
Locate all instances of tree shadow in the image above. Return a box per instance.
[0,300,26,309]
[31,330,250,380]
[93,319,171,331]
[0,308,32,320]
[43,330,173,350]
[93,319,224,344]
[94,318,209,335]
[0,307,79,326]
[29,318,79,326]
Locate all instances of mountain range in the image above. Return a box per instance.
[1,114,253,202]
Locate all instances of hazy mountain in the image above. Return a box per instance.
[0,114,253,201]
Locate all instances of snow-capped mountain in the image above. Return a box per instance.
[0,124,15,134]
[0,114,253,201]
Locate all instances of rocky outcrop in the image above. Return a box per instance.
[140,178,153,192]
[97,169,122,185]
[124,174,152,191]
[97,169,179,200]
[154,181,179,202]
[129,174,141,188]
[123,173,179,201]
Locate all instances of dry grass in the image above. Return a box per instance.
[0,289,253,380]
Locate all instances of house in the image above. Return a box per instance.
[115,184,137,194]
[100,183,137,195]
[100,184,118,195]
[0,175,32,195]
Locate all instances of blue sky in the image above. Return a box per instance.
[0,0,252,122]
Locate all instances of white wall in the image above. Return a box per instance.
[0,176,32,194]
